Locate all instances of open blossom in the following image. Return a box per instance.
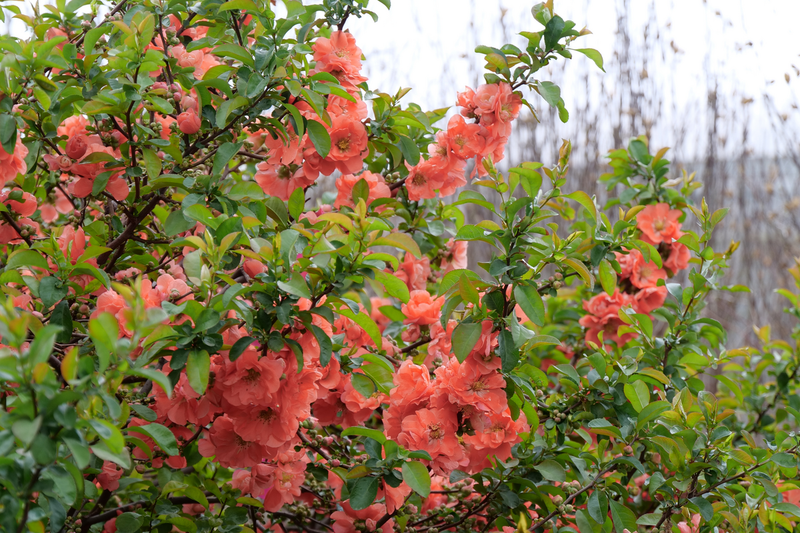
[96,461,123,491]
[262,450,308,511]
[630,253,667,289]
[324,115,369,174]
[396,407,463,474]
[441,239,468,274]
[171,45,219,79]
[198,415,270,468]
[637,203,683,244]
[253,161,315,201]
[402,290,443,326]
[312,31,367,88]
[0,136,28,185]
[393,252,431,292]
[334,171,391,208]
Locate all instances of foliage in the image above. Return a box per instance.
[0,1,797,533]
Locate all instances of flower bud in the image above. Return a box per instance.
[177,109,201,134]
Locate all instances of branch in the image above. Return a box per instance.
[1,211,32,246]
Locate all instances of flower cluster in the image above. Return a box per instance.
[579,202,691,347]
[405,83,522,201]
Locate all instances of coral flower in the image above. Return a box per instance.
[0,136,28,185]
[334,171,391,208]
[637,203,683,244]
[401,290,443,326]
[397,407,463,473]
[253,161,315,201]
[198,415,269,468]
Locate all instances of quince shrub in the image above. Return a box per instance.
[0,1,797,533]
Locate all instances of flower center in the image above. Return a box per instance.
[258,408,275,422]
[411,172,427,186]
[336,137,351,152]
[654,219,665,231]
[470,380,486,391]
[428,423,443,440]
[235,435,252,450]
[244,368,261,383]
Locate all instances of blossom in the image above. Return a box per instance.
[334,171,391,208]
[324,115,369,174]
[630,254,667,290]
[198,415,270,468]
[441,239,468,274]
[637,203,683,244]
[262,450,308,511]
[97,461,123,491]
[396,407,463,474]
[171,45,219,79]
[664,242,690,273]
[402,290,443,326]
[440,358,507,413]
[445,115,485,160]
[312,31,367,88]
[218,349,285,407]
[253,161,315,201]
[677,514,701,533]
[0,136,28,185]
[177,109,201,134]
[394,252,431,292]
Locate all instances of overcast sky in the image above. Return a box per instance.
[347,0,800,161]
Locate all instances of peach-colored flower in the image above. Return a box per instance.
[177,109,201,134]
[677,514,701,533]
[394,252,431,292]
[334,171,391,208]
[253,161,315,201]
[171,45,219,79]
[324,115,368,174]
[441,239,468,274]
[630,254,667,290]
[402,290,443,326]
[664,242,690,273]
[0,136,28,185]
[397,407,464,475]
[58,115,89,138]
[97,461,123,491]
[637,203,683,244]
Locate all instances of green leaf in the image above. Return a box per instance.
[337,307,382,348]
[116,512,143,533]
[307,120,331,158]
[375,271,410,303]
[349,476,379,511]
[371,232,422,258]
[288,186,305,220]
[534,459,565,482]
[132,423,179,456]
[587,489,608,524]
[690,497,714,522]
[565,191,597,222]
[513,283,545,326]
[6,249,49,270]
[229,336,255,361]
[771,452,797,468]
[574,48,605,71]
[609,500,638,533]
[142,148,162,180]
[211,43,254,68]
[212,142,243,176]
[219,0,258,10]
[624,380,650,412]
[12,416,42,445]
[278,271,312,299]
[27,325,60,365]
[164,210,195,237]
[50,301,73,345]
[398,135,420,165]
[38,276,68,308]
[283,103,305,138]
[635,400,670,430]
[598,259,616,296]
[341,426,386,444]
[402,461,431,497]
[498,329,519,373]
[452,322,483,363]
[186,350,210,394]
[310,324,332,368]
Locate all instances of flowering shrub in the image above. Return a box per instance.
[1,1,799,533]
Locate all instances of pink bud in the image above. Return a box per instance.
[65,134,88,159]
[177,109,201,134]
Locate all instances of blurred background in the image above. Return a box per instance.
[346,0,800,348]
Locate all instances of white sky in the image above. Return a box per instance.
[347,0,800,162]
